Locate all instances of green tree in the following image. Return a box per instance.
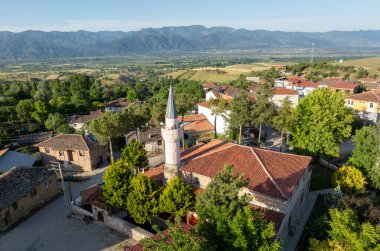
[332,166,367,193]
[56,124,75,134]
[349,125,380,189]
[126,103,151,133]
[174,81,204,121]
[159,177,195,217]
[31,100,48,123]
[195,165,280,251]
[126,173,159,224]
[45,113,67,132]
[209,98,228,139]
[144,222,203,251]
[251,83,275,145]
[121,140,148,174]
[291,88,353,158]
[88,112,128,161]
[228,91,253,144]
[16,99,35,122]
[126,88,138,102]
[102,160,132,209]
[271,96,295,151]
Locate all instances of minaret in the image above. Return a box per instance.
[161,85,182,181]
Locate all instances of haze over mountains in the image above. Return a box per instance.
[1,25,380,60]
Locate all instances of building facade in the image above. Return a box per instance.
[0,167,60,231]
[345,90,380,123]
[35,134,109,172]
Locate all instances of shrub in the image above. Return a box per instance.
[332,166,367,193]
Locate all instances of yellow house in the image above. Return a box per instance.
[345,90,380,123]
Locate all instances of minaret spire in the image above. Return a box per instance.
[166,85,178,118]
[161,85,182,181]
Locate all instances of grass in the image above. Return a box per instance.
[339,57,380,75]
[310,164,335,191]
[167,62,293,83]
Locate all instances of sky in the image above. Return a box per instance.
[1,0,380,32]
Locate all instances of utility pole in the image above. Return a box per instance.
[50,161,71,217]
[310,43,315,63]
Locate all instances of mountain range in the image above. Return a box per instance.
[1,25,380,60]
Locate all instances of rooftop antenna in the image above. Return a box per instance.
[310,43,315,63]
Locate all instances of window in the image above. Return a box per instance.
[158,140,162,146]
[370,103,374,108]
[59,151,64,157]
[12,202,18,211]
[79,151,84,157]
[30,188,37,197]
[45,148,50,153]
[347,100,351,105]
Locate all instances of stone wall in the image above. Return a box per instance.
[105,215,154,241]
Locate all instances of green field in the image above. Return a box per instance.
[168,62,293,83]
[340,57,380,75]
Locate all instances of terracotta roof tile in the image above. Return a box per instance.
[346,90,380,103]
[67,110,104,124]
[34,134,100,151]
[181,140,311,200]
[272,88,298,95]
[180,114,207,123]
[183,119,214,134]
[202,82,218,89]
[251,205,285,232]
[298,81,318,88]
[330,81,358,90]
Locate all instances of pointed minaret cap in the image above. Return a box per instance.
[165,85,177,118]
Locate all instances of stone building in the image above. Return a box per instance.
[143,87,313,242]
[0,167,60,231]
[35,134,109,172]
[124,128,163,154]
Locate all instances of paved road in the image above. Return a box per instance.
[0,168,134,251]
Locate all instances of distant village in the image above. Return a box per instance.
[0,64,379,251]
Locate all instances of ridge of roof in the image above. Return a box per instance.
[34,134,90,151]
[186,143,235,162]
[250,148,287,198]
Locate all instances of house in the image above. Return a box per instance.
[271,88,299,108]
[180,114,214,142]
[248,82,259,93]
[205,85,242,101]
[292,80,318,97]
[317,78,342,88]
[205,89,221,101]
[67,110,104,130]
[359,78,380,91]
[125,128,163,154]
[202,82,218,91]
[103,98,131,112]
[197,99,232,135]
[0,148,37,174]
[329,81,359,94]
[345,90,380,123]
[275,76,305,89]
[246,76,260,82]
[144,87,313,241]
[34,134,109,172]
[0,167,60,231]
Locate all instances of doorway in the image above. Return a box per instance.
[67,150,74,161]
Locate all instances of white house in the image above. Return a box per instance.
[271,88,299,108]
[197,101,230,135]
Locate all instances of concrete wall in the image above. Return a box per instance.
[276,165,312,241]
[198,105,229,135]
[105,215,154,241]
[271,94,299,108]
[0,174,60,231]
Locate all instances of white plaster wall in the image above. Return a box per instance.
[198,105,229,135]
[206,91,217,101]
[271,94,299,108]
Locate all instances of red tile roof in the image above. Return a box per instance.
[298,81,318,88]
[144,165,165,186]
[183,119,214,134]
[180,114,207,123]
[34,134,100,151]
[359,78,378,83]
[145,140,311,200]
[182,140,311,200]
[346,90,380,103]
[0,148,9,158]
[248,82,258,91]
[202,82,218,89]
[272,88,298,95]
[330,81,358,90]
[287,76,305,83]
